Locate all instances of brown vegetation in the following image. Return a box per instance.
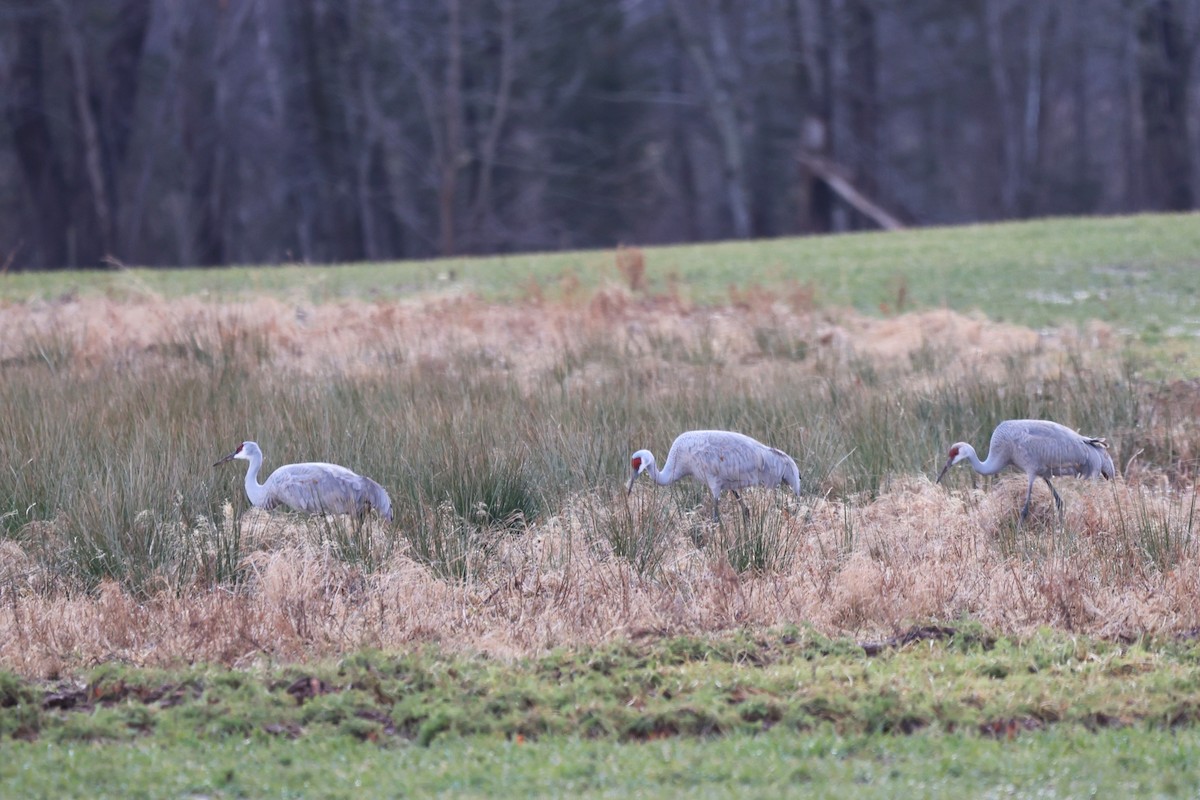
[0,288,1074,384]
[3,480,1198,679]
[1,290,1198,678]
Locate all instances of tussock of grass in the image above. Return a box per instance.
[577,487,676,579]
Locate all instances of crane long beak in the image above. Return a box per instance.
[936,458,953,484]
[213,452,236,467]
[627,471,638,494]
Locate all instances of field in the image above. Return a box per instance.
[2,212,1200,796]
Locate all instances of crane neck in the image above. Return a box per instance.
[968,445,1006,476]
[648,456,676,486]
[243,451,269,507]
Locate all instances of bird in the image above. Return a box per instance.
[627,430,802,521]
[213,441,393,522]
[936,419,1115,523]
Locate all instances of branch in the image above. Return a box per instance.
[795,152,907,231]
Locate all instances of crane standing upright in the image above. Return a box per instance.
[214,441,393,522]
[936,419,1115,523]
[627,430,802,521]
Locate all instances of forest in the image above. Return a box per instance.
[2,0,1197,270]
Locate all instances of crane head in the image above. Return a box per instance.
[213,440,260,467]
[781,458,802,495]
[936,443,972,483]
[627,449,654,494]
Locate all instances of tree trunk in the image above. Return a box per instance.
[983,0,1020,217]
[842,0,878,229]
[7,11,71,268]
[1136,0,1194,210]
[439,0,464,255]
[1069,0,1094,211]
[668,0,751,238]
[790,0,834,233]
[470,0,516,242]
[293,0,364,261]
[57,0,114,260]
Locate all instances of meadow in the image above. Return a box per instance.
[2,212,1200,796]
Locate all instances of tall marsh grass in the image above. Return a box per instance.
[579,488,676,578]
[1109,483,1198,575]
[0,297,1189,602]
[711,501,798,575]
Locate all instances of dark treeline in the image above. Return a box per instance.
[1,0,1196,270]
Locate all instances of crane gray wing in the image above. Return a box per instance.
[700,433,775,487]
[1017,424,1109,477]
[265,463,368,515]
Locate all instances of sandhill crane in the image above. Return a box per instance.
[937,419,1115,523]
[627,430,802,521]
[214,441,393,522]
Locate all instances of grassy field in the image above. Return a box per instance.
[2,212,1200,795]
[9,725,1200,798]
[3,212,1199,347]
[5,629,1200,797]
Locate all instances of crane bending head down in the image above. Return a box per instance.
[627,430,801,521]
[935,419,1115,523]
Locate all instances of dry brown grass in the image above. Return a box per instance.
[615,246,646,292]
[0,289,1089,388]
[1,290,1197,677]
[2,480,1197,678]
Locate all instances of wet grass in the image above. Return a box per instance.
[4,629,1200,797]
[4,726,1200,798]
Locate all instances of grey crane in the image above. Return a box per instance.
[936,419,1115,523]
[214,441,393,522]
[627,430,802,521]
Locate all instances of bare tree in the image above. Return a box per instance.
[5,4,71,267]
[438,0,465,255]
[789,0,835,232]
[1134,0,1195,210]
[469,0,517,244]
[0,0,1195,270]
[841,0,881,227]
[667,0,751,238]
[981,0,1056,217]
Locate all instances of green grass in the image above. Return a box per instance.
[5,727,1200,798]
[5,212,1199,343]
[4,629,1200,797]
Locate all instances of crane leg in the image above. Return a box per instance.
[731,490,751,520]
[1043,478,1065,519]
[711,495,721,523]
[1019,475,1036,526]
